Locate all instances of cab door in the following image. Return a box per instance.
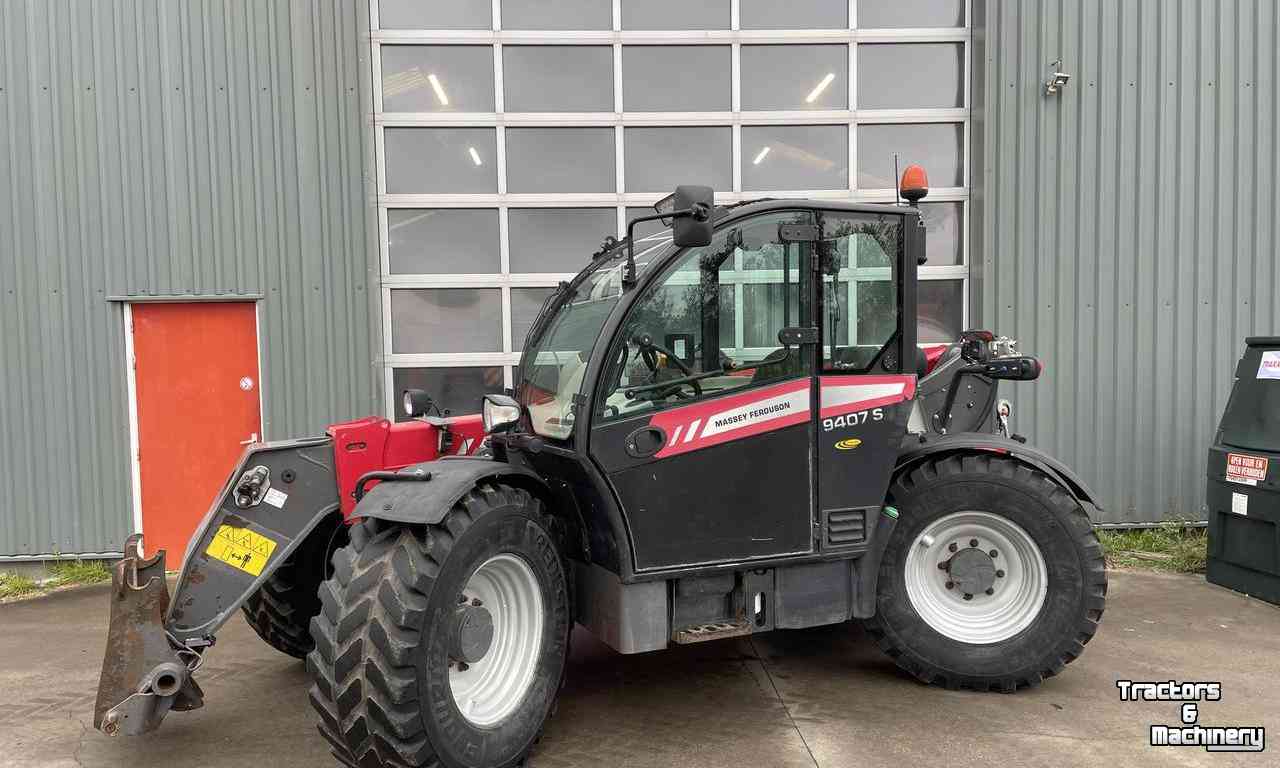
[589,211,817,572]
[812,209,917,547]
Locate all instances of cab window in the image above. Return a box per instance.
[816,211,902,373]
[597,211,813,422]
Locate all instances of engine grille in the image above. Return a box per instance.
[825,508,867,548]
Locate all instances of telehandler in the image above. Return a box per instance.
[95,170,1107,768]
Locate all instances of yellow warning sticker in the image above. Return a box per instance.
[205,524,277,577]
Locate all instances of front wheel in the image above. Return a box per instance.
[306,484,570,768]
[864,454,1107,691]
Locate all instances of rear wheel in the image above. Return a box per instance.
[306,483,570,768]
[241,516,346,659]
[864,454,1106,691]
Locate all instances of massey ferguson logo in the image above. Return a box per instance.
[712,400,792,430]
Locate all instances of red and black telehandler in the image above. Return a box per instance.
[95,171,1106,768]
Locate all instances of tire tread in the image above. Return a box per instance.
[864,454,1107,693]
[307,483,566,768]
[242,521,345,659]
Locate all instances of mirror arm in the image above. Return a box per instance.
[623,204,709,287]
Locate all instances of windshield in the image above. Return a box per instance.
[517,234,673,440]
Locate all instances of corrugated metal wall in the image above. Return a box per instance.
[0,0,379,556]
[976,0,1280,524]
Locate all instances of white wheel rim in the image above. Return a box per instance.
[903,511,1048,644]
[449,553,544,727]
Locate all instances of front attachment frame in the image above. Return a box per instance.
[94,436,342,736]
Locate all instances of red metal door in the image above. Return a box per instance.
[131,302,262,560]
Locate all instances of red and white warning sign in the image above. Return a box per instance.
[1226,453,1269,486]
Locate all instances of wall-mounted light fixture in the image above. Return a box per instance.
[1045,59,1070,95]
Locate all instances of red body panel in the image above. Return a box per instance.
[922,344,949,374]
[327,414,486,517]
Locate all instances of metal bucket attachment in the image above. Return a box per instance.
[94,535,204,736]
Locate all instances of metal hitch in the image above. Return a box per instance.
[94,534,204,736]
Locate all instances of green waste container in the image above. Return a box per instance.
[1206,336,1280,605]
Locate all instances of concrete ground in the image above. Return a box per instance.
[1,568,1276,768]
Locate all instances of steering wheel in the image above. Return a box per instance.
[634,334,703,399]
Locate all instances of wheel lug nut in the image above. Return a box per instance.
[963,593,973,601]
[985,588,994,595]
[937,561,949,570]
[471,598,483,607]
[969,539,979,548]
[948,542,958,553]
[996,569,1005,578]
[989,549,998,558]
[945,581,954,590]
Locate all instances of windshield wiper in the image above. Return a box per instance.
[523,280,576,351]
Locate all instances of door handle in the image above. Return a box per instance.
[624,426,667,459]
[240,432,259,445]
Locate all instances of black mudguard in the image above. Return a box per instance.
[895,434,1104,513]
[351,456,548,526]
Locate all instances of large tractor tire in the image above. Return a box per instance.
[242,516,347,659]
[307,483,571,768]
[864,453,1107,692]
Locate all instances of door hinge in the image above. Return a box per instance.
[778,326,820,346]
[778,223,819,243]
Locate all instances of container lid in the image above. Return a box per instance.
[1220,339,1280,452]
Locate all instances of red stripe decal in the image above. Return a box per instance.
[818,375,916,419]
[649,379,811,459]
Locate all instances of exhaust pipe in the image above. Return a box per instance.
[93,535,204,736]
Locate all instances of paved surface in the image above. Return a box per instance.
[1,568,1276,768]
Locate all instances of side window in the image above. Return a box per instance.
[817,211,902,372]
[597,211,813,422]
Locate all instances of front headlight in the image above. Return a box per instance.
[402,388,434,418]
[482,394,522,433]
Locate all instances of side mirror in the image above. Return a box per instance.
[482,393,522,433]
[625,185,715,286]
[671,185,714,247]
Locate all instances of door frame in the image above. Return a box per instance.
[122,298,265,536]
[585,215,821,573]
